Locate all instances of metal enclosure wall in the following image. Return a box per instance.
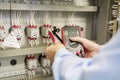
[96,0,113,44]
[0,0,114,80]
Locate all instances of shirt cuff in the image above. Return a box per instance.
[54,48,72,60]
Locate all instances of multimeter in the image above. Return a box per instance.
[61,25,84,57]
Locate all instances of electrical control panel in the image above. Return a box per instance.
[0,0,115,80]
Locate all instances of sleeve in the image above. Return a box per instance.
[52,30,120,80]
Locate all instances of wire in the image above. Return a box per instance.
[17,11,21,26]
[0,12,3,26]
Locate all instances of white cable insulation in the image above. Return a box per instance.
[30,12,32,26]
[15,11,17,25]
[27,13,29,26]
[0,12,3,26]
[12,11,16,25]
[17,11,21,26]
[33,11,36,25]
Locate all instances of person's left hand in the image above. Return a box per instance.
[45,41,65,63]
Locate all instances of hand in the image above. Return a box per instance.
[45,41,65,63]
[70,37,100,58]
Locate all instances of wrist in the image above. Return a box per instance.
[54,48,71,60]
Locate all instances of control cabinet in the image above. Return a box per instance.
[0,0,119,80]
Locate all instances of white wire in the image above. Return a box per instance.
[68,12,76,25]
[30,12,33,25]
[32,11,36,25]
[15,11,17,25]
[44,11,50,24]
[68,12,71,25]
[17,11,21,26]
[30,11,33,26]
[0,12,3,26]
[71,12,76,25]
[12,11,17,26]
[57,12,62,26]
[30,12,32,25]
[27,11,33,26]
[16,11,19,25]
[27,12,30,26]
[47,12,51,24]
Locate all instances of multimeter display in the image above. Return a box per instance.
[61,25,84,57]
[63,26,81,41]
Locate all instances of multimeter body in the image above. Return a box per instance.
[61,25,84,57]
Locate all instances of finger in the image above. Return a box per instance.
[45,49,48,57]
[45,48,52,60]
[70,37,84,43]
[45,55,50,61]
[46,44,54,51]
[70,37,87,49]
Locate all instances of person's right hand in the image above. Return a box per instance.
[45,41,65,63]
[70,37,100,58]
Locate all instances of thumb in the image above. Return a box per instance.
[70,37,84,43]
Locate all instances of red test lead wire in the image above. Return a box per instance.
[48,31,56,43]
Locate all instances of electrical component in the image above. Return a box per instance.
[26,55,37,80]
[0,26,5,48]
[41,24,56,44]
[41,24,50,38]
[41,12,54,44]
[41,24,50,44]
[0,12,6,48]
[11,11,24,47]
[26,11,39,47]
[39,55,51,76]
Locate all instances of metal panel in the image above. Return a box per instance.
[0,3,97,12]
[0,43,47,58]
[0,74,54,80]
[10,3,97,12]
[96,0,112,44]
[0,3,10,10]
